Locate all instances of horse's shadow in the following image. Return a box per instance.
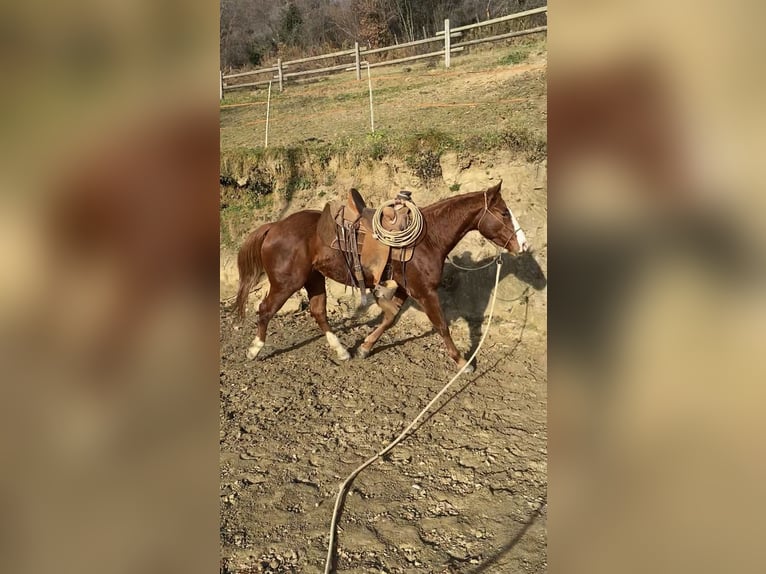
[440,250,547,359]
[352,250,546,360]
[463,493,547,573]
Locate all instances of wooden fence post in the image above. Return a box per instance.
[219,70,223,101]
[277,58,284,92]
[354,42,361,80]
[444,19,451,68]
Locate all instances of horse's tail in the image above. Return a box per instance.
[234,223,273,321]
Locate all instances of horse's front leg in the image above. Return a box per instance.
[417,290,474,372]
[357,287,408,359]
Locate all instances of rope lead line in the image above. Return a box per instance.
[323,258,504,574]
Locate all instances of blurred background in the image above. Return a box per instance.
[549,1,766,573]
[0,1,219,573]
[1,0,765,573]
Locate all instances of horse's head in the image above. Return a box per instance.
[476,181,529,254]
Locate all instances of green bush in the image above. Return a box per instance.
[407,150,442,182]
[499,50,528,66]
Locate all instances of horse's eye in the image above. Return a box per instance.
[502,209,511,218]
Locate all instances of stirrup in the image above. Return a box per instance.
[373,279,397,301]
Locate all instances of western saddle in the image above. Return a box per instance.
[317,189,423,309]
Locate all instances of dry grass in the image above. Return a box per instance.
[220,38,546,156]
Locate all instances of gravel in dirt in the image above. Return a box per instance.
[220,297,546,573]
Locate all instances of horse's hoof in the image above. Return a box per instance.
[246,338,265,360]
[337,349,351,361]
[356,347,370,359]
[458,360,475,373]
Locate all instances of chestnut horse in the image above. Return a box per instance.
[234,181,528,371]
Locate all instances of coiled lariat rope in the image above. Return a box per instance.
[372,200,424,247]
[323,256,504,574]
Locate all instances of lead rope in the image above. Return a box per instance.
[323,256,504,574]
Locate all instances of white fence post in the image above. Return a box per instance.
[366,63,374,133]
[354,42,361,80]
[444,18,451,68]
[219,70,223,100]
[277,58,284,92]
[265,81,272,148]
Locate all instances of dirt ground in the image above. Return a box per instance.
[220,263,547,573]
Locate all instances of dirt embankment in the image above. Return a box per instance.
[220,150,547,329]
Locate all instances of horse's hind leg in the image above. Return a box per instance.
[246,285,296,360]
[357,287,408,359]
[305,271,350,361]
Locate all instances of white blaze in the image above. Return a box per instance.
[509,209,528,251]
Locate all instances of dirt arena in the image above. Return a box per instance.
[220,240,547,572]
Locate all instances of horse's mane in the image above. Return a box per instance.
[420,190,483,214]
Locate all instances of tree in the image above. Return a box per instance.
[278,2,304,47]
[219,0,545,69]
[354,0,391,48]
[220,0,278,69]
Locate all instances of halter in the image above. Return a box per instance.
[477,190,525,252]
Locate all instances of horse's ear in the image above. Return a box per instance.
[349,188,367,212]
[487,180,503,197]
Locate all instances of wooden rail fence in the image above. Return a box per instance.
[220,5,546,97]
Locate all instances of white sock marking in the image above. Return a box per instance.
[246,337,264,360]
[326,332,350,360]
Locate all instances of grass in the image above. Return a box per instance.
[498,48,530,66]
[219,187,276,249]
[219,124,544,188]
[220,37,546,154]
